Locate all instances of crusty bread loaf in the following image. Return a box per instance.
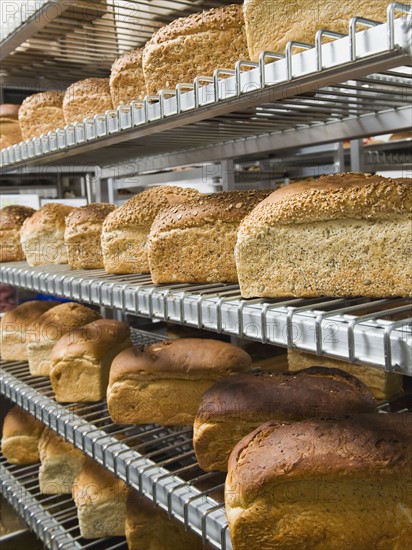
[243,0,396,61]
[1,406,44,465]
[142,4,249,96]
[73,458,128,539]
[38,429,85,494]
[0,205,36,262]
[50,319,131,402]
[126,489,202,550]
[194,367,376,472]
[101,186,201,274]
[107,338,252,425]
[148,190,271,284]
[0,104,22,149]
[1,300,59,361]
[20,202,75,266]
[18,92,65,141]
[235,173,412,298]
[64,203,116,269]
[27,302,101,377]
[110,48,147,107]
[288,349,404,401]
[390,132,412,141]
[226,414,412,550]
[63,78,113,125]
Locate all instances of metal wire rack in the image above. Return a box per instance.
[1,262,411,374]
[1,3,411,172]
[1,0,239,80]
[0,353,230,550]
[0,457,129,549]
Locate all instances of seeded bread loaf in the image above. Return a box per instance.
[18,92,65,141]
[226,414,412,550]
[0,104,22,148]
[107,338,252,426]
[38,429,85,494]
[194,367,376,471]
[235,173,412,298]
[110,48,146,107]
[27,302,101,377]
[288,349,404,400]
[243,0,396,61]
[50,319,131,402]
[148,190,271,284]
[20,202,75,266]
[1,406,44,465]
[73,458,128,538]
[64,203,116,269]
[142,4,249,96]
[101,186,201,274]
[0,205,36,262]
[1,300,58,361]
[63,78,113,125]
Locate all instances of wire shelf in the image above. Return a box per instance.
[0,352,229,550]
[1,4,411,173]
[1,263,411,374]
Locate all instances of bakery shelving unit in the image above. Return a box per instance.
[1,2,412,549]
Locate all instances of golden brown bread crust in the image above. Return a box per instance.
[63,78,113,125]
[50,319,130,362]
[196,368,376,423]
[109,339,252,384]
[240,173,412,228]
[38,428,83,462]
[0,104,20,119]
[73,457,128,505]
[147,4,245,46]
[1,300,58,329]
[2,406,44,439]
[110,47,146,107]
[28,302,101,344]
[21,202,74,234]
[103,186,201,231]
[0,205,36,230]
[150,190,271,233]
[18,92,65,141]
[227,414,412,505]
[243,0,394,61]
[65,203,115,228]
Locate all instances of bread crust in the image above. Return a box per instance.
[18,91,65,140]
[0,104,20,119]
[0,205,36,261]
[110,47,146,107]
[63,78,113,125]
[1,406,44,465]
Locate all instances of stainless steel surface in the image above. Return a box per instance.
[0,350,229,550]
[1,6,411,173]
[1,263,411,374]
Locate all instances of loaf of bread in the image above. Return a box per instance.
[142,4,249,96]
[110,48,146,107]
[27,302,101,377]
[73,458,128,539]
[1,406,44,465]
[390,132,412,141]
[1,300,58,361]
[288,349,404,401]
[107,338,252,425]
[194,367,376,471]
[0,104,22,149]
[235,173,412,298]
[226,414,412,550]
[126,489,202,550]
[50,319,131,402]
[38,429,85,494]
[0,205,36,262]
[64,203,116,269]
[18,92,65,141]
[243,0,395,61]
[20,202,75,266]
[63,78,113,125]
[101,186,201,274]
[148,190,271,284]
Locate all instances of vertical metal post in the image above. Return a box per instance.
[220,159,236,191]
[350,139,364,172]
[333,142,345,173]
